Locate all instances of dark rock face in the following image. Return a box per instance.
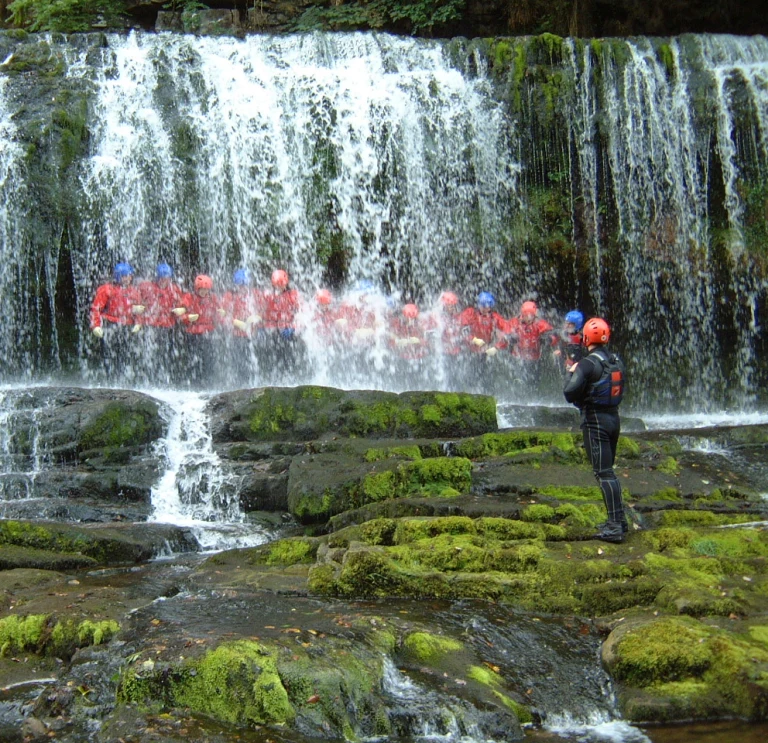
[0,387,166,521]
[208,386,498,443]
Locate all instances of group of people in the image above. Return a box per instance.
[90,260,629,543]
[89,262,589,391]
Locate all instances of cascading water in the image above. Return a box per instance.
[0,390,46,508]
[0,30,765,410]
[149,388,271,551]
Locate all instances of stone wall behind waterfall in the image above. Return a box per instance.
[0,30,765,410]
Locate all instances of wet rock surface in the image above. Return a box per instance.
[2,387,768,739]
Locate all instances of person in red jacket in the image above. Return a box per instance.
[219,268,266,384]
[386,303,432,389]
[261,269,304,381]
[137,262,184,382]
[89,262,145,379]
[429,291,467,390]
[458,292,506,356]
[457,291,507,393]
[175,274,221,388]
[503,300,557,387]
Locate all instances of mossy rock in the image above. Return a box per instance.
[0,613,119,659]
[79,399,164,452]
[603,616,768,721]
[287,453,473,523]
[453,430,580,461]
[210,387,497,443]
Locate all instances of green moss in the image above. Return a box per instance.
[79,401,162,451]
[266,538,315,566]
[646,488,683,503]
[493,691,534,724]
[555,503,605,528]
[1,614,119,658]
[173,641,294,726]
[454,431,579,461]
[476,517,566,541]
[656,42,675,77]
[468,664,503,687]
[401,457,472,496]
[361,470,398,502]
[658,511,753,527]
[394,517,477,543]
[657,456,681,475]
[617,437,641,459]
[521,504,556,522]
[0,614,48,656]
[360,518,398,546]
[611,618,713,686]
[539,485,602,501]
[403,632,463,662]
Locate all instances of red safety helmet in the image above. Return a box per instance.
[521,300,538,317]
[271,269,289,289]
[440,291,458,307]
[582,317,610,346]
[403,303,419,319]
[194,274,213,290]
[316,288,332,305]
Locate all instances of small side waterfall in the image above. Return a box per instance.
[0,390,47,507]
[149,389,271,551]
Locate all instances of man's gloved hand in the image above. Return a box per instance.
[335,318,348,328]
[172,307,186,317]
[485,346,498,357]
[131,305,145,315]
[354,327,374,340]
[409,337,421,345]
[131,323,142,334]
[217,308,227,318]
[233,319,248,331]
[187,314,199,323]
[92,327,104,339]
[246,315,261,326]
[471,337,486,347]
[395,337,410,348]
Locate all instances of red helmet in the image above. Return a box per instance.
[582,317,610,345]
[271,269,289,289]
[316,288,332,305]
[440,291,458,307]
[521,300,538,317]
[194,274,213,290]
[402,303,419,319]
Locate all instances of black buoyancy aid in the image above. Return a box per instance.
[586,347,625,407]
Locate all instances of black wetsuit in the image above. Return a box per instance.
[563,346,626,537]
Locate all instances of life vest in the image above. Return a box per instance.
[586,348,625,407]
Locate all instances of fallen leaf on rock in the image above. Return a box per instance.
[307,694,320,704]
[483,662,500,673]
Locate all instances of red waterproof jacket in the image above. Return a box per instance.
[138,280,184,328]
[264,289,300,331]
[504,317,555,361]
[90,283,141,329]
[458,307,506,352]
[179,292,221,335]
[388,316,430,360]
[220,288,267,338]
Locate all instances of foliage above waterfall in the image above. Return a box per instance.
[7,0,126,32]
[291,0,466,35]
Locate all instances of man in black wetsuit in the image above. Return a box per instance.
[563,317,627,543]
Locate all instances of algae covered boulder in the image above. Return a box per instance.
[602,615,768,722]
[208,386,497,442]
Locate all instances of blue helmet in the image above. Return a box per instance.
[477,291,495,309]
[233,268,250,286]
[565,310,584,330]
[353,278,375,293]
[113,262,134,282]
[156,262,173,279]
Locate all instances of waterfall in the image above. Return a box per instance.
[149,388,271,551]
[0,389,46,507]
[0,31,766,410]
